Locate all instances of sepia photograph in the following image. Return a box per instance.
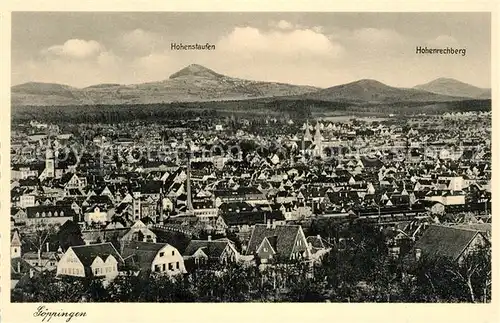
[7,10,493,306]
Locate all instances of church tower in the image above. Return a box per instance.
[11,230,22,258]
[45,139,55,178]
[314,122,323,157]
[303,120,313,142]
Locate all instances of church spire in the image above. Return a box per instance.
[304,120,312,142]
[314,122,322,142]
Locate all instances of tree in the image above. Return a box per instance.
[402,245,491,303]
[24,224,58,271]
[446,246,491,303]
[57,220,85,251]
[12,272,90,302]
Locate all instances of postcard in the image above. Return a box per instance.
[1,3,498,323]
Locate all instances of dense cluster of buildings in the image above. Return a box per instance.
[10,112,492,287]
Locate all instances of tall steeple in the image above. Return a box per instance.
[304,120,312,142]
[45,137,55,178]
[314,122,323,157]
[314,122,322,142]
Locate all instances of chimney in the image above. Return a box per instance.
[317,234,321,239]
[207,235,212,241]
[17,261,20,273]
[266,218,271,229]
[187,157,194,213]
[46,242,50,252]
[271,218,276,229]
[29,268,34,278]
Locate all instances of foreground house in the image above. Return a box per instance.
[183,238,239,267]
[121,241,186,275]
[246,222,311,263]
[120,220,157,244]
[56,243,123,281]
[410,225,490,263]
[22,251,60,271]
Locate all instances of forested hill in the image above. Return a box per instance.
[11,98,491,124]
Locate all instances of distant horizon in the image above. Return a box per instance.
[12,12,491,89]
[10,63,491,90]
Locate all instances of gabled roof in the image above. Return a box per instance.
[183,240,231,259]
[246,224,304,259]
[413,225,487,261]
[121,241,172,271]
[11,257,36,279]
[11,230,22,246]
[306,235,325,249]
[70,242,123,267]
[26,205,76,219]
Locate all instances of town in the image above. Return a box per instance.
[10,110,492,302]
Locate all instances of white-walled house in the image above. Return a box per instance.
[120,220,157,244]
[84,206,109,224]
[121,241,186,275]
[56,243,123,282]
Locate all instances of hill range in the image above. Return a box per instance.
[12,64,491,107]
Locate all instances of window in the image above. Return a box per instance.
[171,251,175,256]
[162,263,166,271]
[159,252,164,257]
[168,263,173,271]
[176,262,179,269]
[14,248,17,253]
[263,247,268,252]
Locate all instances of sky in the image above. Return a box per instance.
[11,12,491,89]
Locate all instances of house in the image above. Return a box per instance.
[56,242,123,281]
[11,258,37,290]
[11,208,27,226]
[410,225,490,263]
[214,186,268,206]
[25,205,75,227]
[246,223,311,263]
[121,241,186,275]
[22,251,60,271]
[120,220,157,244]
[183,238,239,266]
[61,173,87,190]
[222,210,285,233]
[192,200,218,218]
[19,191,36,208]
[84,206,109,224]
[424,190,466,206]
